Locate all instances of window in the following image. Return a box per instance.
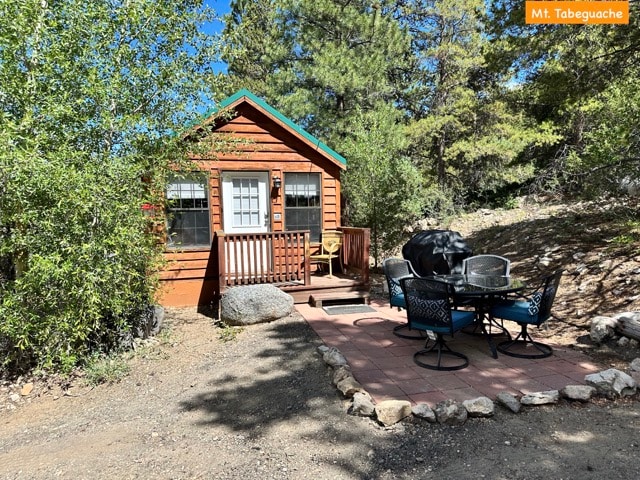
[166,173,210,248]
[284,173,321,242]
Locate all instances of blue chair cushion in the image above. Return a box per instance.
[411,309,475,334]
[390,293,406,309]
[491,300,539,324]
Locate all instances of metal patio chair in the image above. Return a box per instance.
[491,270,563,359]
[462,254,511,277]
[401,277,476,371]
[382,258,425,339]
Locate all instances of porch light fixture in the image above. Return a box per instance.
[273,176,282,189]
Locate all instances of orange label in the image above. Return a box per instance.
[525,1,629,24]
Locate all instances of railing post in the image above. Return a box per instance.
[362,227,370,285]
[214,230,226,296]
[303,231,311,286]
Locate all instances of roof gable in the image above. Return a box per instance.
[197,89,346,169]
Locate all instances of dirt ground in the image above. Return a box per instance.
[1,197,640,479]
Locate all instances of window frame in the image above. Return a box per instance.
[283,172,322,242]
[165,172,211,249]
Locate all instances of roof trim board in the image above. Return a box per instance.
[195,89,346,169]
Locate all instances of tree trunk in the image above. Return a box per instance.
[616,317,640,341]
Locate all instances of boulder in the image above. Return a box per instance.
[412,403,437,423]
[375,400,412,426]
[331,365,352,386]
[496,392,521,413]
[220,285,294,326]
[585,368,637,398]
[349,392,375,417]
[434,399,467,425]
[323,347,348,367]
[590,316,618,344]
[462,396,495,417]
[560,385,596,402]
[336,376,364,398]
[520,390,560,406]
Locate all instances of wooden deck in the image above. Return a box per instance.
[159,227,370,307]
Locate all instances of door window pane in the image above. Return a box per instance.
[232,178,260,227]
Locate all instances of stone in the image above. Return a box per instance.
[349,392,375,417]
[496,392,521,413]
[630,358,640,372]
[336,375,364,398]
[411,403,436,423]
[20,383,33,396]
[434,399,468,426]
[331,365,352,386]
[618,336,630,347]
[538,257,552,268]
[462,396,495,417]
[135,304,165,339]
[560,385,596,402]
[220,285,294,326]
[323,347,348,367]
[317,345,330,355]
[375,400,412,427]
[590,316,618,344]
[585,368,637,398]
[521,390,560,406]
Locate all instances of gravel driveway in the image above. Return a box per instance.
[1,309,639,479]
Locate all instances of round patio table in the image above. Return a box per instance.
[433,274,527,358]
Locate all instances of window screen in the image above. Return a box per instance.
[166,173,210,247]
[284,173,321,242]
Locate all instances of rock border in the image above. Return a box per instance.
[317,345,640,427]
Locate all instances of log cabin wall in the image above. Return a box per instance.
[158,91,346,307]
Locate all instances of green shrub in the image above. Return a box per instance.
[84,353,131,386]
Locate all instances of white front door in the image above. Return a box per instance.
[221,172,270,275]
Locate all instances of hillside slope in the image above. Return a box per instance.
[445,196,640,365]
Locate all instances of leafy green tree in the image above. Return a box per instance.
[221,0,424,249]
[486,0,640,196]
[402,0,559,206]
[0,0,221,373]
[222,0,411,140]
[221,0,294,98]
[341,105,425,266]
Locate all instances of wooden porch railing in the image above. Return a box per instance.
[212,227,370,294]
[213,230,311,288]
[339,227,370,285]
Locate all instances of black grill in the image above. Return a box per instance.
[402,230,473,276]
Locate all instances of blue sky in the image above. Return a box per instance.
[204,0,231,35]
[204,0,231,73]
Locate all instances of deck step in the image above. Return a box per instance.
[309,291,370,308]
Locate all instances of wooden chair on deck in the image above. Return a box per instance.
[310,230,343,278]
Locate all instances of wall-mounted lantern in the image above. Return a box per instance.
[273,176,282,189]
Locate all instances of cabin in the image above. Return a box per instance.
[158,89,370,307]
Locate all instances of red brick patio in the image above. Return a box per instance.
[296,299,603,407]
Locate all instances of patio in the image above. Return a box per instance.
[296,298,603,406]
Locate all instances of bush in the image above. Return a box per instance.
[0,159,163,375]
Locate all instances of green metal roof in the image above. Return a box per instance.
[205,89,346,167]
